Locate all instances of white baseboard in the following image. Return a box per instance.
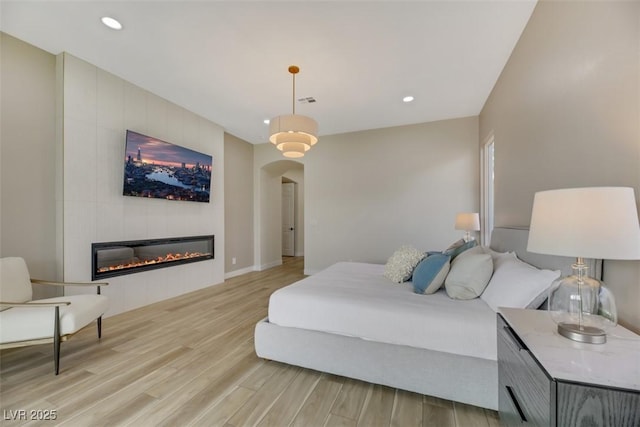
[224,265,255,279]
[257,259,283,271]
[226,258,307,278]
[303,268,319,275]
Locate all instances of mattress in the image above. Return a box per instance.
[268,261,498,360]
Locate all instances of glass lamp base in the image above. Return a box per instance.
[462,232,475,242]
[557,322,606,344]
[548,259,617,345]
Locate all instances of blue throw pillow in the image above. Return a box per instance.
[412,253,451,294]
[443,239,477,260]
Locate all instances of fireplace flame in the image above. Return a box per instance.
[98,251,209,273]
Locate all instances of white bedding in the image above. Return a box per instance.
[268,261,498,360]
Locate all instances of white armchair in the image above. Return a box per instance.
[0,257,109,374]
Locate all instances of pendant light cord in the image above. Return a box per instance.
[292,72,296,115]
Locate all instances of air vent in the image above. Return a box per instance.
[298,97,316,104]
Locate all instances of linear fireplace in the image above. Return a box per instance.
[91,235,214,280]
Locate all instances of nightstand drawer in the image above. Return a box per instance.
[498,314,552,427]
[556,382,640,427]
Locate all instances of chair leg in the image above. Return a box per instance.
[54,306,61,375]
[97,316,103,339]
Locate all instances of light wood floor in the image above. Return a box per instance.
[1,257,500,426]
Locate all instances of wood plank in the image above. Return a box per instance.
[453,402,490,427]
[484,409,501,427]
[256,368,322,427]
[290,374,344,427]
[423,400,455,427]
[238,360,279,391]
[324,413,357,427]
[153,352,261,427]
[391,389,423,427]
[358,383,395,427]
[46,346,193,421]
[128,350,258,426]
[330,377,370,421]
[225,363,301,426]
[190,386,256,427]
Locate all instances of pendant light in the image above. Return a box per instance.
[269,65,318,158]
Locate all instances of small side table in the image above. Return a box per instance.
[497,307,640,427]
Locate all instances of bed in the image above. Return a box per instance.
[254,227,601,410]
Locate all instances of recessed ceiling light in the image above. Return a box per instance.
[263,119,270,125]
[101,16,123,30]
[403,96,414,103]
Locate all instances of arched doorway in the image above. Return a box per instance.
[256,160,304,270]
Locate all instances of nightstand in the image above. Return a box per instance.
[497,307,640,427]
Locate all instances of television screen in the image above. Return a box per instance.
[123,130,213,203]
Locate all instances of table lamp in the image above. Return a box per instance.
[455,213,480,242]
[527,187,640,344]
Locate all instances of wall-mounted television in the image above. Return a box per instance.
[123,130,213,203]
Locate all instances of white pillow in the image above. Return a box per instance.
[481,256,560,311]
[483,247,516,269]
[383,245,425,283]
[445,253,494,300]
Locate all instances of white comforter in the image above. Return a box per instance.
[268,262,498,360]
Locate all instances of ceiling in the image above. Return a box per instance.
[1,0,537,144]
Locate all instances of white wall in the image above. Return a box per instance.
[255,117,479,275]
[61,53,225,316]
[224,133,254,276]
[0,33,61,298]
[480,1,640,330]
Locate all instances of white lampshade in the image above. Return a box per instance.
[269,115,318,147]
[278,141,308,158]
[455,213,480,231]
[527,187,640,259]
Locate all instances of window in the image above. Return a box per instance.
[481,135,495,246]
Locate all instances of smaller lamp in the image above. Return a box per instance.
[527,187,640,344]
[455,213,480,242]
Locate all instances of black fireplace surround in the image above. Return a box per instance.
[91,235,214,280]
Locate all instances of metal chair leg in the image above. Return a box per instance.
[97,316,102,339]
[54,306,61,375]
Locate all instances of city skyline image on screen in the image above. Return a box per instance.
[123,130,213,203]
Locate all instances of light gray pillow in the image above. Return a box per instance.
[481,256,560,311]
[445,253,494,300]
[383,245,425,283]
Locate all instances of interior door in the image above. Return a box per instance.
[282,182,295,256]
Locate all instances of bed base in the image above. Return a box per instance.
[255,318,498,410]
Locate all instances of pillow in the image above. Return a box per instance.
[443,238,478,260]
[455,244,485,259]
[445,253,494,299]
[484,248,517,270]
[383,245,425,283]
[481,256,560,311]
[412,253,451,294]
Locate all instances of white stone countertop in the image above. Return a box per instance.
[499,307,640,391]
